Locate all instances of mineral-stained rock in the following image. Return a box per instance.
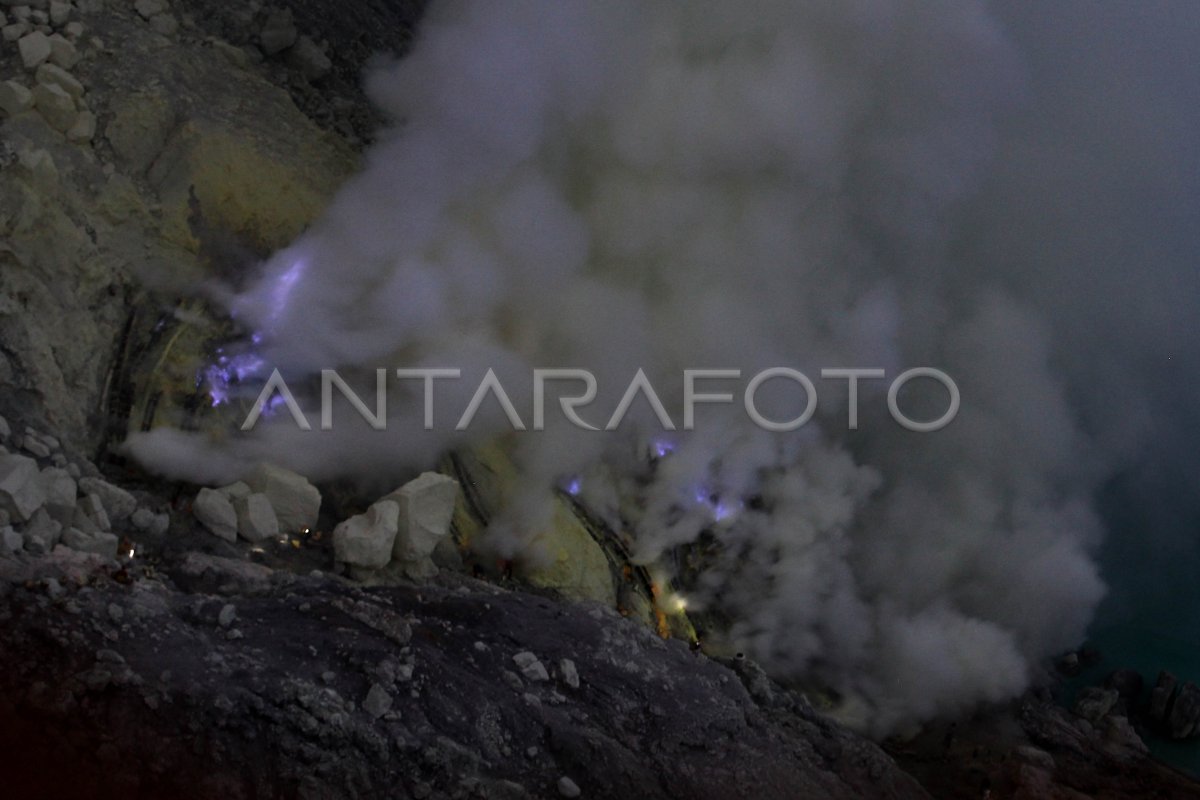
[66,109,94,142]
[244,463,321,533]
[287,35,331,81]
[194,487,237,542]
[333,501,398,569]
[382,472,458,577]
[234,492,278,543]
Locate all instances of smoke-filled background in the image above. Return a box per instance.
[127,1,1200,738]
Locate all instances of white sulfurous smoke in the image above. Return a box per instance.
[126,1,1200,736]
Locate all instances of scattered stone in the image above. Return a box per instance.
[77,477,135,522]
[512,652,549,682]
[46,33,78,68]
[333,500,399,569]
[48,0,68,26]
[2,22,28,42]
[287,35,330,81]
[21,435,51,458]
[66,108,94,142]
[80,494,111,531]
[133,0,164,20]
[0,79,34,116]
[36,467,75,524]
[131,508,169,536]
[259,8,296,56]
[11,7,32,24]
[557,776,581,798]
[32,82,76,132]
[63,20,81,38]
[233,492,278,543]
[0,526,22,554]
[62,528,118,559]
[0,453,45,522]
[559,659,580,689]
[18,30,50,69]
[194,487,237,542]
[0,416,9,440]
[35,62,82,97]
[217,603,236,628]
[245,463,320,532]
[24,507,62,548]
[383,472,458,578]
[363,683,392,719]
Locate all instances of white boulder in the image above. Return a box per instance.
[18,31,50,69]
[234,492,278,543]
[36,466,75,524]
[78,476,136,522]
[0,453,44,522]
[382,472,459,576]
[194,487,237,542]
[245,463,320,533]
[333,500,398,569]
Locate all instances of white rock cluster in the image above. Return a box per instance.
[0,0,94,142]
[0,413,167,561]
[192,463,318,544]
[333,472,460,579]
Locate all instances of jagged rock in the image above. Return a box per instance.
[217,603,236,628]
[383,472,458,578]
[194,488,237,542]
[23,507,62,549]
[78,494,110,531]
[559,658,580,689]
[172,552,274,595]
[1167,681,1200,739]
[48,0,68,26]
[61,528,118,559]
[63,20,81,38]
[35,62,83,98]
[234,492,278,543]
[0,453,45,522]
[362,683,392,719]
[245,464,320,533]
[66,109,94,142]
[287,35,330,81]
[259,8,296,56]
[46,33,77,68]
[333,501,398,569]
[78,477,136,522]
[18,31,50,69]
[31,82,76,132]
[0,80,31,116]
[133,0,163,21]
[1073,687,1119,725]
[20,434,51,458]
[1149,671,1177,723]
[35,467,75,524]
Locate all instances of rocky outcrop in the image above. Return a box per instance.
[0,546,930,800]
